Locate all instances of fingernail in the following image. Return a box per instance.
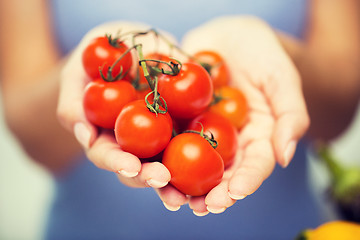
[118,170,139,178]
[146,179,168,188]
[206,206,226,214]
[228,192,247,200]
[74,122,91,149]
[193,210,209,217]
[163,202,180,212]
[282,140,297,168]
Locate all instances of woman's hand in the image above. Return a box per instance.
[56,17,309,216]
[157,16,310,216]
[56,22,178,191]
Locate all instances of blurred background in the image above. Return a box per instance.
[1,90,360,240]
[1,1,359,239]
[0,93,54,240]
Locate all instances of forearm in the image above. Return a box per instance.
[279,0,360,141]
[0,0,60,87]
[2,63,82,174]
[0,0,82,174]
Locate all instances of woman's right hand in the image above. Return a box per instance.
[56,22,183,195]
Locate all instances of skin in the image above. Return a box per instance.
[1,0,359,217]
[0,0,81,174]
[286,0,360,140]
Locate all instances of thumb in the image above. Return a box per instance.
[267,61,310,167]
[56,47,97,149]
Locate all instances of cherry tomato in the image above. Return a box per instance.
[209,86,248,130]
[114,100,173,158]
[187,111,238,168]
[192,50,231,89]
[157,62,213,119]
[136,87,152,101]
[83,79,136,129]
[82,35,132,80]
[162,132,224,196]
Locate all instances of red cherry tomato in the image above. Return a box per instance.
[83,79,136,129]
[162,132,224,196]
[82,35,132,80]
[209,86,248,130]
[187,111,238,168]
[114,100,173,158]
[136,87,152,101]
[192,50,231,89]
[157,62,213,119]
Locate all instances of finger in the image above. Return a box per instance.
[264,63,310,167]
[187,152,242,216]
[237,111,274,148]
[196,153,242,215]
[86,131,141,176]
[56,21,115,148]
[188,196,208,216]
[202,153,242,214]
[228,111,275,199]
[57,44,97,149]
[141,162,171,188]
[205,181,236,215]
[273,111,310,168]
[228,138,276,199]
[57,22,145,147]
[155,185,189,212]
[118,161,171,188]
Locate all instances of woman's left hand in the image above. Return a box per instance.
[156,16,310,216]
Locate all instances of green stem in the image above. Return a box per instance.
[139,58,181,76]
[318,145,345,182]
[154,30,191,58]
[100,44,137,82]
[132,28,191,62]
[134,43,155,90]
[106,33,122,48]
[210,93,225,106]
[144,77,167,115]
[132,30,181,92]
[183,124,218,149]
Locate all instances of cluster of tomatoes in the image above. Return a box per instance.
[81,31,248,197]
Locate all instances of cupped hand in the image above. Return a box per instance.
[56,22,181,191]
[56,17,310,216]
[156,16,310,216]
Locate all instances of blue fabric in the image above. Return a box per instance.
[46,1,324,239]
[46,143,323,240]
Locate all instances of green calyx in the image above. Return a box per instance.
[106,34,123,48]
[99,44,138,82]
[145,90,167,116]
[144,76,167,116]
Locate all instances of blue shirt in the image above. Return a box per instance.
[46,1,323,239]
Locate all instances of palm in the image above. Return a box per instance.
[157,16,309,214]
[59,19,308,216]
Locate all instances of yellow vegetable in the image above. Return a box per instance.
[297,221,360,240]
